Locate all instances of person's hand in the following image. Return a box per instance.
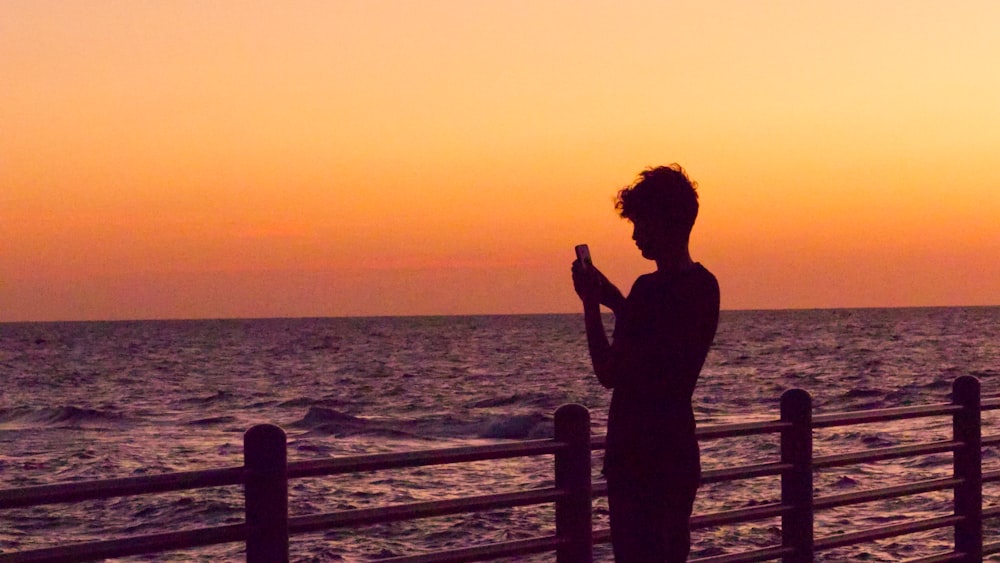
[573,261,622,310]
[591,264,625,313]
[572,260,599,305]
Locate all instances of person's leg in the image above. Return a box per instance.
[610,475,683,562]
[656,449,701,562]
[608,476,658,561]
[656,484,697,563]
[609,474,698,562]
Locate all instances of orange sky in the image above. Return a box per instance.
[3,1,999,321]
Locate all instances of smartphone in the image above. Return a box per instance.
[574,244,592,269]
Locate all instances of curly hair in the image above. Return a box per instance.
[615,164,699,231]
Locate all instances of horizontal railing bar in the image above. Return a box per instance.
[982,469,1000,485]
[982,504,1000,519]
[593,480,607,498]
[813,514,962,551]
[696,420,791,440]
[982,434,1000,447]
[691,502,791,529]
[591,419,791,450]
[602,507,963,559]
[900,551,966,563]
[0,523,246,563]
[593,462,791,500]
[813,403,960,428]
[600,503,790,544]
[376,535,565,563]
[287,440,564,478]
[813,440,961,469]
[690,545,796,563]
[985,540,1000,556]
[600,527,795,563]
[0,466,246,509]
[595,421,792,444]
[813,477,962,510]
[590,481,608,498]
[702,462,791,484]
[288,487,565,534]
[982,397,1000,411]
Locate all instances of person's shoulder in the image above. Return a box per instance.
[625,272,663,300]
[635,271,660,283]
[689,263,721,299]
[691,263,718,285]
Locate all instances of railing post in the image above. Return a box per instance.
[780,388,813,563]
[952,375,982,562]
[245,424,289,563]
[554,403,592,563]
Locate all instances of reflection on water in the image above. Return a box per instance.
[1,307,999,560]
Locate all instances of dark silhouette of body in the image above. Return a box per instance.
[573,165,720,562]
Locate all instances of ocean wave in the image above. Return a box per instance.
[477,414,551,439]
[186,416,237,426]
[861,432,899,447]
[178,390,232,405]
[287,406,555,440]
[842,388,883,398]
[0,405,125,428]
[277,396,357,409]
[466,392,553,409]
[293,406,365,426]
[290,407,425,439]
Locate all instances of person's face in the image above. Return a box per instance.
[632,214,688,260]
[631,217,671,260]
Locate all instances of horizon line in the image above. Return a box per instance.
[3,303,999,325]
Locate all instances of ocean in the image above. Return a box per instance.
[1,307,999,561]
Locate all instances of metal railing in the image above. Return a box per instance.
[1,375,996,562]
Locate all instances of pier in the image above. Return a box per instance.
[0,374,996,562]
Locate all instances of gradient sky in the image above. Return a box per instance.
[3,1,999,322]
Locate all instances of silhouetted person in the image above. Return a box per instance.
[572,165,720,562]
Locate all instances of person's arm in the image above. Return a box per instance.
[573,261,624,388]
[594,267,626,315]
[583,299,620,388]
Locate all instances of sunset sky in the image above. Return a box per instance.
[3,1,999,322]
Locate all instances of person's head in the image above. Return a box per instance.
[615,164,699,261]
